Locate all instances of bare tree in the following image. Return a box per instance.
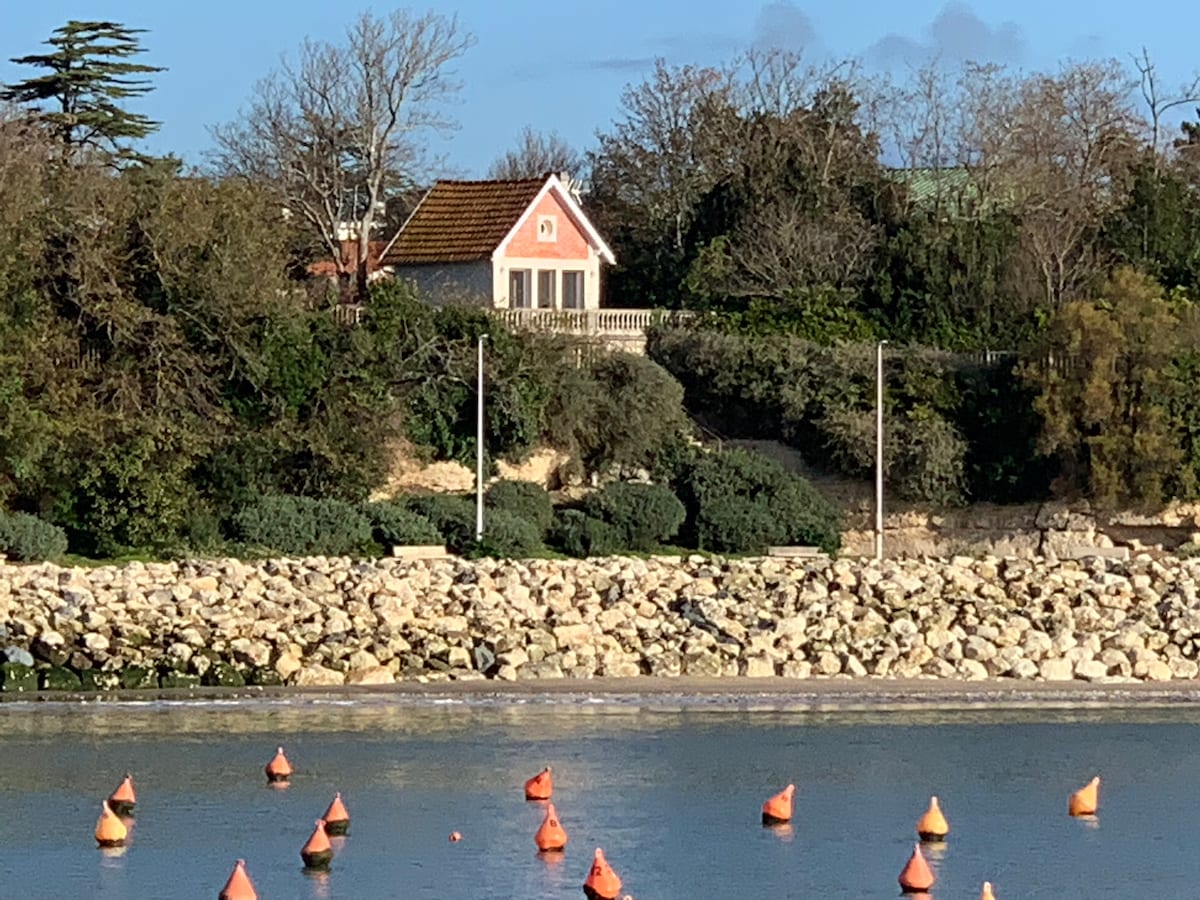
[1133,47,1200,166]
[211,10,473,297]
[487,127,582,181]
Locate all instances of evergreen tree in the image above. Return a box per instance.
[1,20,163,161]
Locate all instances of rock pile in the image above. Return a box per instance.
[1,553,1200,691]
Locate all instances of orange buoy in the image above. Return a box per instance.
[300,819,333,870]
[108,773,137,817]
[322,792,350,836]
[583,847,622,900]
[95,801,128,847]
[449,831,463,843]
[981,881,997,899]
[525,766,553,801]
[898,843,936,893]
[535,802,569,852]
[1069,776,1100,817]
[916,795,949,841]
[265,746,292,784]
[218,859,258,900]
[761,783,795,825]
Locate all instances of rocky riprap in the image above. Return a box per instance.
[2,554,1200,691]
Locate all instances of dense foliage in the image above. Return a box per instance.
[231,495,374,557]
[582,481,687,551]
[672,449,842,555]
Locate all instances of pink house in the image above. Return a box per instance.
[379,173,616,310]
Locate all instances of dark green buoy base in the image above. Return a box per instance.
[918,831,947,842]
[302,850,333,870]
[324,820,349,836]
[108,801,135,818]
[762,813,790,826]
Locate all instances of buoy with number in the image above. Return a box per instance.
[898,843,936,893]
[1069,776,1100,817]
[108,774,136,817]
[525,766,553,800]
[218,859,258,900]
[322,792,350,835]
[264,746,292,784]
[535,802,569,852]
[916,795,949,841]
[94,801,128,848]
[761,783,794,825]
[301,819,333,870]
[583,847,622,900]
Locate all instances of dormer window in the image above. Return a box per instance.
[537,214,557,242]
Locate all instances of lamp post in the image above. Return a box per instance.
[476,334,488,542]
[875,339,888,562]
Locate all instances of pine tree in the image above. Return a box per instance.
[1,20,164,161]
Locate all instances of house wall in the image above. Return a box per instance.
[393,262,492,306]
[505,191,591,260]
[492,252,601,310]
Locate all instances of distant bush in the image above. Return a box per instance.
[549,509,621,558]
[474,509,545,559]
[675,449,840,555]
[401,494,477,553]
[485,480,554,534]
[545,353,690,476]
[364,501,441,547]
[0,511,68,562]
[231,495,373,557]
[583,482,686,551]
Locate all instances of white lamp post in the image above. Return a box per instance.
[476,334,488,542]
[875,339,888,562]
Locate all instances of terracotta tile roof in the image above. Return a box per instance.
[381,177,546,265]
[306,240,391,278]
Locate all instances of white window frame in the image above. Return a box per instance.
[536,214,557,243]
[509,268,532,308]
[562,270,585,309]
[537,269,557,308]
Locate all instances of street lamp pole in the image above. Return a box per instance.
[875,339,888,562]
[476,334,488,542]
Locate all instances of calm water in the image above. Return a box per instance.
[0,694,1198,899]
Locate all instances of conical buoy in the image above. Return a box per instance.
[301,819,333,870]
[95,801,128,847]
[761,783,795,825]
[898,843,936,893]
[219,859,258,900]
[1069,776,1100,817]
[583,847,622,900]
[535,802,569,852]
[916,795,949,841]
[525,766,553,800]
[265,746,292,784]
[322,792,350,836]
[981,882,997,899]
[108,774,136,817]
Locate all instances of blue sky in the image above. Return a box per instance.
[2,1,1197,176]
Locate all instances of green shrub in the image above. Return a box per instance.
[475,509,545,559]
[545,353,690,475]
[485,480,554,534]
[364,501,441,547]
[676,449,840,555]
[891,407,967,505]
[583,482,685,550]
[231,495,373,556]
[549,509,621,558]
[0,511,68,562]
[401,494,477,553]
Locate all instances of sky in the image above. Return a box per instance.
[2,1,1198,176]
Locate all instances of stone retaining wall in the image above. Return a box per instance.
[2,554,1200,691]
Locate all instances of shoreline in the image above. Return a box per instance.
[9,675,1200,710]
